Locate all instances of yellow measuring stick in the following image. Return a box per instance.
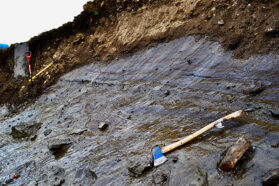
[29,59,55,82]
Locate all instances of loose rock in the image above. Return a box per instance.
[242,81,265,95]
[47,166,66,186]
[270,111,279,119]
[44,129,53,136]
[48,139,72,159]
[164,90,170,96]
[128,155,153,177]
[244,108,255,113]
[10,122,42,139]
[271,141,278,148]
[98,122,109,131]
[226,95,233,103]
[262,169,279,186]
[218,20,225,25]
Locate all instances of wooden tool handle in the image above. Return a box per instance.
[29,62,54,82]
[161,110,243,154]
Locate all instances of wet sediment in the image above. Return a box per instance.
[0,36,278,185]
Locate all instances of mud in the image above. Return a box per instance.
[0,36,278,185]
[1,0,279,105]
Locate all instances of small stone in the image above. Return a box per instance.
[262,169,279,186]
[218,20,225,25]
[128,155,153,177]
[206,15,212,20]
[49,141,72,152]
[270,111,279,119]
[53,177,65,186]
[30,135,37,141]
[226,95,233,103]
[243,81,265,95]
[98,122,108,131]
[265,27,278,34]
[164,90,170,96]
[271,141,279,148]
[10,122,42,139]
[48,139,72,159]
[44,129,53,136]
[171,156,178,163]
[244,108,255,113]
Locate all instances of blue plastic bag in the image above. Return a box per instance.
[0,43,9,50]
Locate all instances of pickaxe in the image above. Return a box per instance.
[153,110,243,167]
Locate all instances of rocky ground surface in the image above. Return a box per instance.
[0,0,279,105]
[0,36,278,185]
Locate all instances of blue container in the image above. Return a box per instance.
[0,43,9,50]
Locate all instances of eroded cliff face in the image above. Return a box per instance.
[0,0,279,105]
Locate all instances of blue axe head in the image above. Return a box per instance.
[153,146,168,167]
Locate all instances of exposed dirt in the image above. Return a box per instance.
[0,0,279,105]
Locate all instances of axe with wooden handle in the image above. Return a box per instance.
[153,110,243,167]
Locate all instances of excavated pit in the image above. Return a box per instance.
[0,36,278,185]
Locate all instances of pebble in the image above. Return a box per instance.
[262,169,279,185]
[243,81,265,95]
[98,122,109,131]
[270,111,279,119]
[265,27,278,34]
[218,20,224,25]
[171,156,178,163]
[164,90,170,96]
[128,155,153,177]
[226,95,233,103]
[271,141,278,148]
[244,108,255,113]
[44,129,53,136]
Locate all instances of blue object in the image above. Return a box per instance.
[0,43,9,50]
[153,146,168,166]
